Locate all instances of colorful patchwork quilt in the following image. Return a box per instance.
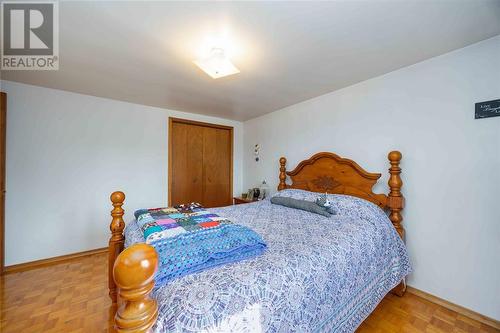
[134,203,267,285]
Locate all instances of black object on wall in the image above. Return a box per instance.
[475,99,500,119]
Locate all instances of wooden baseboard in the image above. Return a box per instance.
[3,247,108,274]
[407,286,500,330]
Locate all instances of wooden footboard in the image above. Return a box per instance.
[113,243,159,332]
[108,191,126,303]
[108,191,159,332]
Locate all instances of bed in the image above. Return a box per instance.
[108,151,411,333]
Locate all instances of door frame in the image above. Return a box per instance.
[0,92,6,274]
[168,117,233,206]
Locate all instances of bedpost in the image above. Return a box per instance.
[109,191,126,303]
[387,151,405,240]
[278,157,287,191]
[113,243,159,333]
[388,151,406,297]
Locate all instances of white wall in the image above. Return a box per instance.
[0,80,243,266]
[243,36,500,319]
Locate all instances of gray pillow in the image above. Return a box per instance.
[271,196,332,217]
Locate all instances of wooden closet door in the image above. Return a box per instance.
[169,118,233,208]
[202,126,232,207]
[170,122,204,206]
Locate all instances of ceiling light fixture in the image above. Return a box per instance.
[194,48,240,79]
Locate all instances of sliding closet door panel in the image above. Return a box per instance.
[169,118,233,208]
[170,122,203,206]
[202,127,232,207]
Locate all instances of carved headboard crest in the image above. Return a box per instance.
[311,175,342,192]
[278,152,388,207]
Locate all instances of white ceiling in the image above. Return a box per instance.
[2,1,500,121]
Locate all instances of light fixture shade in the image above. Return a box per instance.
[194,48,240,79]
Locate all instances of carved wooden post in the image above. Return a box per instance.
[387,151,406,297]
[387,151,405,240]
[278,157,287,191]
[109,191,126,303]
[114,244,159,333]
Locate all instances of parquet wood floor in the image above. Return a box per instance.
[0,252,497,333]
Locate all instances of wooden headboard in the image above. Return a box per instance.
[278,151,405,239]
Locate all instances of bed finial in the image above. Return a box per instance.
[109,191,126,303]
[278,157,287,191]
[387,151,404,240]
[113,243,158,333]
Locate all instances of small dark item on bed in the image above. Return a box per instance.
[271,196,332,217]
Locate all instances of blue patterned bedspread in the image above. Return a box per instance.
[125,189,411,332]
